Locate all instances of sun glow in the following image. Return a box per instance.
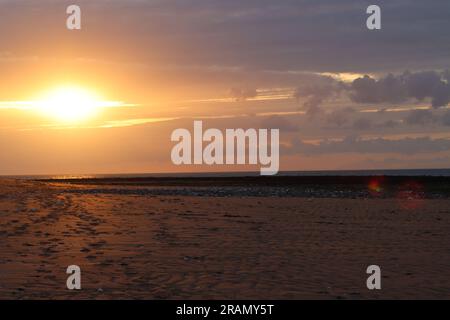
[35,86,122,122]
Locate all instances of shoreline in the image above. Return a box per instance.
[35,175,450,199]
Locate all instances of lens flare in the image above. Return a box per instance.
[368,177,385,197]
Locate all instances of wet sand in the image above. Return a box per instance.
[0,178,449,299]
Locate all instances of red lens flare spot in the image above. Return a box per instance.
[368,177,385,197]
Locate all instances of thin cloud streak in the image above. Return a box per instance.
[0,101,139,110]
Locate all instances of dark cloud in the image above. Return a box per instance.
[294,77,345,116]
[405,71,442,101]
[352,118,373,130]
[260,115,297,131]
[405,109,435,126]
[430,81,450,107]
[349,71,450,108]
[350,74,408,104]
[380,120,400,129]
[354,119,399,131]
[442,111,450,126]
[2,1,450,100]
[325,107,355,127]
[296,71,450,111]
[286,136,450,155]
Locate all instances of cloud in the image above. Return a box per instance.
[442,111,450,126]
[294,77,345,116]
[285,136,450,155]
[229,87,258,101]
[405,109,435,126]
[380,120,400,129]
[406,71,442,101]
[325,107,355,127]
[349,71,450,108]
[0,51,38,63]
[350,74,408,104]
[260,115,297,131]
[352,118,373,130]
[293,70,450,112]
[326,110,400,130]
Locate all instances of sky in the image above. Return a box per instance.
[1,0,450,175]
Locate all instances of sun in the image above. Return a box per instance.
[36,86,105,122]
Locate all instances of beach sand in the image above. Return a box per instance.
[0,178,449,299]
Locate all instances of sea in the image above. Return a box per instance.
[3,168,450,180]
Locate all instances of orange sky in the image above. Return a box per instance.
[1,1,450,175]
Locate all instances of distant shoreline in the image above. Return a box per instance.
[28,174,450,199]
[3,168,450,180]
[36,174,450,185]
[2,169,450,199]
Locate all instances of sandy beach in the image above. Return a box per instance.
[0,177,449,299]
